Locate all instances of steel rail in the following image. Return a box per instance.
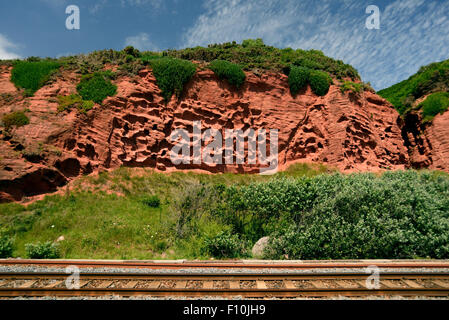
[1,270,448,298]
[1,271,449,281]
[1,288,449,298]
[2,259,449,269]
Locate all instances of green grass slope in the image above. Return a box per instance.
[1,166,448,260]
[378,59,449,117]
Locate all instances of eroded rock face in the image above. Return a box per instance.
[51,69,409,175]
[403,111,449,171]
[0,65,416,202]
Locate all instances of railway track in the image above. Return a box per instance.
[2,259,449,269]
[1,271,449,298]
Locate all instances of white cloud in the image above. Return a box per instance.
[182,0,449,90]
[0,34,21,60]
[124,33,159,51]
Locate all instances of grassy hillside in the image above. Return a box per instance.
[1,165,448,260]
[378,59,449,118]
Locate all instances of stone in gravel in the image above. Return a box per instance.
[252,237,270,258]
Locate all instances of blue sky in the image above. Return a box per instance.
[0,0,448,90]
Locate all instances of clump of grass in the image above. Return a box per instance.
[149,58,196,101]
[419,92,449,122]
[340,81,364,94]
[141,195,161,208]
[308,70,332,96]
[288,66,310,95]
[57,94,95,114]
[202,232,247,258]
[25,241,60,259]
[11,60,61,96]
[140,53,163,64]
[288,66,332,96]
[1,111,29,129]
[209,60,246,88]
[0,236,13,258]
[76,72,117,104]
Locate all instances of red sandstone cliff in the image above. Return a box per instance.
[0,64,441,202]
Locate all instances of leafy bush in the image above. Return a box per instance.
[202,231,246,258]
[11,60,60,96]
[1,111,29,129]
[141,195,161,208]
[209,60,246,88]
[123,46,141,58]
[256,172,449,260]
[57,94,94,114]
[149,58,196,101]
[25,241,60,259]
[76,72,117,104]
[288,66,310,95]
[0,236,13,258]
[420,92,449,122]
[309,70,332,96]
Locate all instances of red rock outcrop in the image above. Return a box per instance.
[403,110,449,171]
[0,65,414,202]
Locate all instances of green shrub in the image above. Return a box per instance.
[141,195,161,208]
[255,172,449,260]
[288,66,310,95]
[149,58,196,101]
[57,94,95,114]
[11,60,60,96]
[309,70,332,96]
[0,236,13,258]
[202,231,246,258]
[25,241,60,259]
[420,92,449,122]
[123,46,141,58]
[1,111,29,129]
[209,60,246,88]
[76,72,117,104]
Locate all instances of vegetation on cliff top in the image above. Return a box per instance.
[10,60,61,96]
[149,57,197,101]
[5,39,362,102]
[420,92,449,122]
[165,39,359,81]
[378,58,449,118]
[76,71,117,104]
[209,60,246,89]
[288,66,332,96]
